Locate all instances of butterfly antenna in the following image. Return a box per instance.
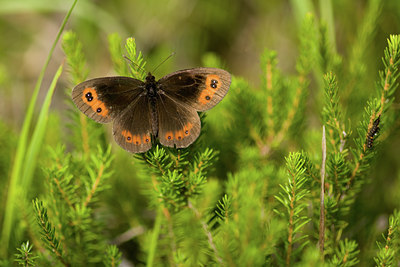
[152,52,176,74]
[123,55,146,73]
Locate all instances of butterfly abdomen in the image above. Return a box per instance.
[149,95,158,138]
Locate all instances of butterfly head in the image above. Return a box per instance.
[145,72,158,96]
[145,72,156,83]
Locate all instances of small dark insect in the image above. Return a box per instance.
[367,116,381,148]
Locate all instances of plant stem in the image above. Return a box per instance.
[147,208,162,267]
[319,126,326,258]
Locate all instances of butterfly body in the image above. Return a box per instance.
[72,68,231,153]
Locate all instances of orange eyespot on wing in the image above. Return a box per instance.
[122,129,151,146]
[157,67,231,112]
[81,87,109,117]
[198,74,221,105]
[122,130,133,143]
[132,135,142,145]
[116,128,152,153]
[175,130,184,140]
[72,76,145,124]
[165,131,174,141]
[183,123,193,137]
[143,134,151,144]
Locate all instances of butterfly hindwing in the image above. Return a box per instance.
[158,67,231,112]
[112,95,153,153]
[72,77,144,123]
[156,93,201,148]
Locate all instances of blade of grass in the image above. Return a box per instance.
[319,0,336,51]
[289,0,315,26]
[0,0,77,257]
[21,63,64,187]
[147,208,162,267]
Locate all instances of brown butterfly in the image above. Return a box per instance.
[72,68,231,153]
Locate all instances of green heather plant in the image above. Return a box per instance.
[1,1,400,266]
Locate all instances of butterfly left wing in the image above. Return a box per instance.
[156,93,201,148]
[72,77,145,123]
[157,67,231,112]
[112,94,153,153]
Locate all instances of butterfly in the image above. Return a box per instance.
[72,68,231,153]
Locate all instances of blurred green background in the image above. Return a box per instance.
[1,0,400,264]
[0,0,399,126]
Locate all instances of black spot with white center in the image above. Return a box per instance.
[85,92,93,102]
[185,130,189,134]
[205,95,210,100]
[210,79,218,89]
[168,136,172,140]
[127,136,131,141]
[145,138,149,143]
[96,107,102,113]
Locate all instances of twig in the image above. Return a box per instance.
[188,201,223,265]
[319,126,326,257]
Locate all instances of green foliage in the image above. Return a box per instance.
[330,239,360,266]
[225,25,313,158]
[374,211,400,266]
[108,33,130,77]
[350,35,400,186]
[275,152,311,266]
[33,199,67,265]
[213,165,282,266]
[136,145,219,264]
[322,72,348,153]
[14,241,38,266]
[103,245,122,267]
[124,37,147,80]
[30,145,116,266]
[345,0,383,106]
[62,31,89,83]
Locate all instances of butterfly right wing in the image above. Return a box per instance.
[72,77,145,123]
[112,94,153,153]
[156,92,201,148]
[157,68,231,112]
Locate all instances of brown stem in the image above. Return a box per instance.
[319,126,326,258]
[188,201,223,265]
[84,164,104,207]
[286,168,297,266]
[79,113,90,155]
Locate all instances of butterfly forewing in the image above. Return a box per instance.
[156,93,201,148]
[158,68,231,112]
[113,95,153,153]
[72,77,145,123]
